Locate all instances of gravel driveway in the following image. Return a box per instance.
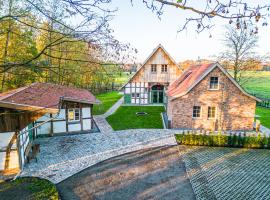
[57,145,195,200]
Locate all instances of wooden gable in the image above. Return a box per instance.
[121,45,182,88]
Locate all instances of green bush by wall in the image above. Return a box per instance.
[175,131,269,149]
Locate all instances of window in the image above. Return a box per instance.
[132,93,140,98]
[144,88,148,93]
[209,77,219,90]
[68,108,80,122]
[161,64,168,73]
[151,64,157,73]
[208,107,216,119]
[192,106,201,118]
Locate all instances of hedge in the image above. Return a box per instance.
[175,131,270,149]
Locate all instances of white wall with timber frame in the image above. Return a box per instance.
[124,82,149,104]
[35,106,93,136]
[0,103,93,172]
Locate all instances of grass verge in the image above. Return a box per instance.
[106,106,165,130]
[0,177,59,200]
[93,91,123,115]
[256,106,270,128]
[241,71,270,98]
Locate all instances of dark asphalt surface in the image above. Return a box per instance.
[57,145,195,200]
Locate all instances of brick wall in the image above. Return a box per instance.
[168,67,256,131]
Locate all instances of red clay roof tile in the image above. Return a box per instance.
[167,63,214,97]
[0,82,98,109]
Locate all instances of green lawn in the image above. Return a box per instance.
[114,72,133,84]
[93,91,123,115]
[256,106,270,128]
[0,177,59,200]
[106,106,165,130]
[241,71,270,98]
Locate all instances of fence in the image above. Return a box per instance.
[90,82,123,94]
[175,130,270,149]
[249,92,270,108]
[257,98,270,108]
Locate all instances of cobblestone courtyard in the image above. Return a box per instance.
[182,146,270,200]
[21,129,178,183]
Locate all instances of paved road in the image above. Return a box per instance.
[57,145,195,200]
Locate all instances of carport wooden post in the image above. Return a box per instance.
[16,130,23,170]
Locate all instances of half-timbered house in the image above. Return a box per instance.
[121,44,182,104]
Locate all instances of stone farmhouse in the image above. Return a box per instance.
[0,82,99,174]
[166,63,261,131]
[121,44,182,104]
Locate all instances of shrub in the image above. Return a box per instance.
[174,131,270,149]
[268,137,270,149]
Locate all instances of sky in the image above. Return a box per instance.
[109,0,270,63]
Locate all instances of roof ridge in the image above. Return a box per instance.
[35,82,91,93]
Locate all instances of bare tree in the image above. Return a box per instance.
[220,22,262,84]
[141,0,270,33]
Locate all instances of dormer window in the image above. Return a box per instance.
[151,64,157,73]
[161,64,168,73]
[209,77,219,90]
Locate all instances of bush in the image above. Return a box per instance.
[174,131,269,149]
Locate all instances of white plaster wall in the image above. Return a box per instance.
[125,87,131,94]
[0,132,14,150]
[0,131,23,171]
[68,123,81,132]
[0,152,18,171]
[53,121,66,133]
[53,109,65,119]
[83,119,91,130]
[0,152,5,170]
[82,107,91,118]
[36,123,51,135]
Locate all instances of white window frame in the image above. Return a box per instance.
[151,64,157,73]
[161,64,168,73]
[209,77,219,90]
[207,106,217,119]
[136,93,140,98]
[131,93,135,98]
[192,106,202,119]
[68,108,80,122]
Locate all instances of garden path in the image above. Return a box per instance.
[93,96,124,133]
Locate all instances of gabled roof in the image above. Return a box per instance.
[120,44,181,89]
[0,82,100,113]
[167,62,261,102]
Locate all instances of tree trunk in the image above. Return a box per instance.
[1,0,13,92]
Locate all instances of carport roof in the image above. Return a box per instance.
[0,82,100,113]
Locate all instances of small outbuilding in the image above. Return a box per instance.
[166,63,261,131]
[0,82,99,174]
